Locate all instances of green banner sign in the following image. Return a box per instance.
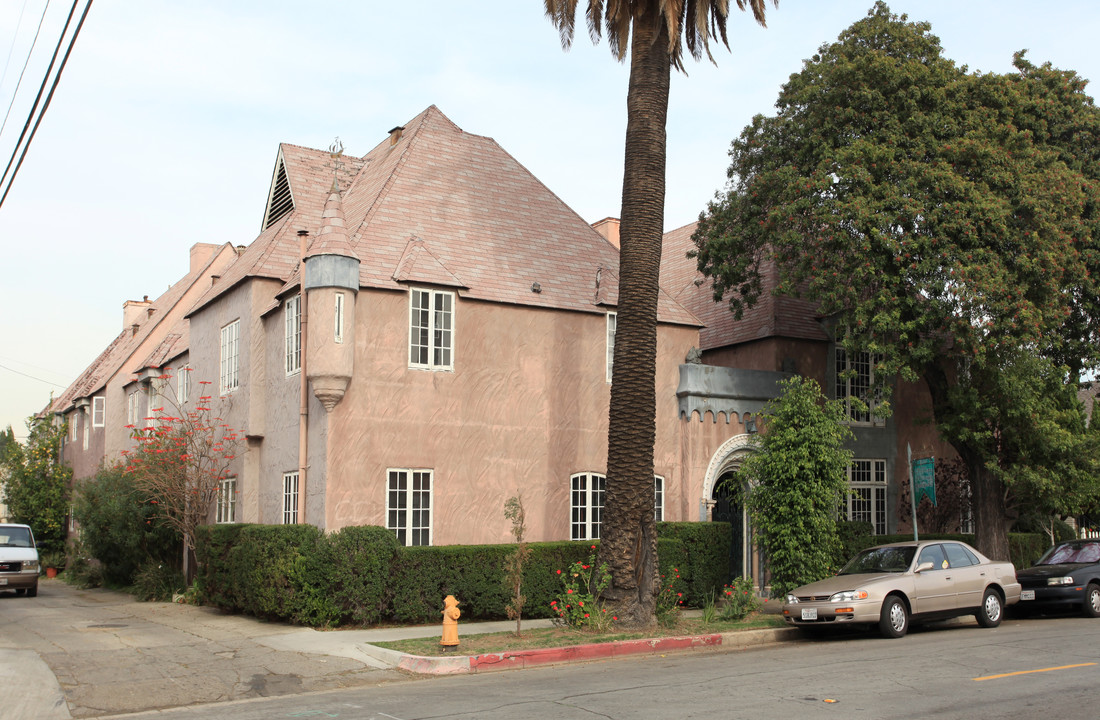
[912,457,936,507]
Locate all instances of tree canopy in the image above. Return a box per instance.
[693,1,1100,559]
[1,416,71,553]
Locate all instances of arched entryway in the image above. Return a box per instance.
[703,434,763,590]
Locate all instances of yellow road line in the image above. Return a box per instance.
[974,663,1096,681]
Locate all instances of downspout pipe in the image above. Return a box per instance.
[298,229,310,524]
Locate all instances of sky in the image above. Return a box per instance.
[0,1,1098,441]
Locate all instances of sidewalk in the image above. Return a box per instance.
[4,580,798,719]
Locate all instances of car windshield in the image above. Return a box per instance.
[0,527,33,547]
[1039,542,1100,565]
[838,546,916,575]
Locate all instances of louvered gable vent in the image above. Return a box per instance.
[262,152,294,230]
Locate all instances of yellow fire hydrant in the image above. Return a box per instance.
[441,595,461,649]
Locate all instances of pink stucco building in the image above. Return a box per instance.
[54,105,963,585]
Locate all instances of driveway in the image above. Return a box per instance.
[0,578,405,719]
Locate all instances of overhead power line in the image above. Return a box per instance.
[0,0,93,210]
[0,361,68,388]
[0,0,54,139]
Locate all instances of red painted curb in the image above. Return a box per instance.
[467,634,723,673]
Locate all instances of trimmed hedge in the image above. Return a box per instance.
[655,522,730,606]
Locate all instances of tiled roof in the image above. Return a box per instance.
[193,106,697,326]
[661,221,828,350]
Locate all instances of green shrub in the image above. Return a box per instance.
[656,522,730,606]
[320,525,400,625]
[132,560,186,602]
[231,524,332,625]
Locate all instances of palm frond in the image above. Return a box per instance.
[544,0,581,49]
[586,0,605,44]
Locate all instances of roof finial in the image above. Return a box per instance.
[329,137,344,193]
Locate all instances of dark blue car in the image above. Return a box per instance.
[1015,540,1100,618]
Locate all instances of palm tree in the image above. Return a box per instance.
[544,0,773,626]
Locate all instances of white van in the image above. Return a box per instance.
[0,523,40,597]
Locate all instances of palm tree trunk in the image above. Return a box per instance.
[598,11,671,628]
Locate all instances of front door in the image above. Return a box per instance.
[712,473,746,582]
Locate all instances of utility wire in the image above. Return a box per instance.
[0,362,68,388]
[0,0,53,139]
[0,0,92,210]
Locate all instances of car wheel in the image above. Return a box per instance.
[26,582,37,598]
[1083,583,1100,618]
[976,588,1003,628]
[879,595,908,638]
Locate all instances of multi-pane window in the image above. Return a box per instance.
[92,396,105,428]
[606,312,617,383]
[571,473,606,541]
[334,292,345,344]
[220,320,240,394]
[845,459,888,535]
[127,391,139,426]
[654,475,665,522]
[409,289,453,370]
[177,365,191,405]
[216,477,237,524]
[283,471,299,524]
[69,412,78,441]
[387,469,432,546]
[82,408,89,450]
[285,295,301,375]
[835,348,884,425]
[147,384,159,427]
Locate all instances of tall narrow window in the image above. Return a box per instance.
[283,471,299,524]
[334,292,345,344]
[147,384,159,428]
[387,469,433,546]
[177,365,191,405]
[127,391,139,426]
[82,408,89,450]
[835,348,884,425]
[92,396,105,428]
[654,475,664,522]
[606,312,617,383]
[216,477,237,523]
[845,459,888,535]
[69,412,78,441]
[571,472,606,541]
[220,320,240,394]
[409,289,453,370]
[285,295,301,375]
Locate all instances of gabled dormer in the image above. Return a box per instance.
[262,147,294,230]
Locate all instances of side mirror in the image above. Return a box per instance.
[915,561,934,573]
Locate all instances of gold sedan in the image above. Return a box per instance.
[782,540,1022,638]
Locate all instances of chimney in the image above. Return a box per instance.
[388,126,404,146]
[189,243,217,273]
[592,217,620,249]
[123,297,152,328]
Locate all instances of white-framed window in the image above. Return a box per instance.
[606,312,617,383]
[387,469,432,546]
[285,295,301,375]
[654,475,664,522]
[845,459,888,535]
[283,471,299,524]
[334,292,345,344]
[409,288,453,371]
[177,365,191,405]
[147,383,159,427]
[82,408,89,450]
[69,412,78,441]
[220,319,240,394]
[835,348,884,426]
[216,477,237,523]
[127,391,139,426]
[571,472,606,541]
[92,396,105,428]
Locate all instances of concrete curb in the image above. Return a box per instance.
[361,626,801,676]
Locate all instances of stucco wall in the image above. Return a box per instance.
[323,288,698,544]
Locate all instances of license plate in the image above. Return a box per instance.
[0,578,7,586]
[801,608,818,620]
[1020,590,1035,601]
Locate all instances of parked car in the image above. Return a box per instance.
[0,523,40,597]
[782,540,1021,638]
[1015,539,1100,618]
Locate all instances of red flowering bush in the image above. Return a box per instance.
[655,566,686,626]
[550,545,613,631]
[720,575,761,621]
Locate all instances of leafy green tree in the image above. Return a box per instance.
[734,377,853,597]
[72,463,181,586]
[544,0,775,627]
[1,416,71,553]
[693,2,1100,560]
